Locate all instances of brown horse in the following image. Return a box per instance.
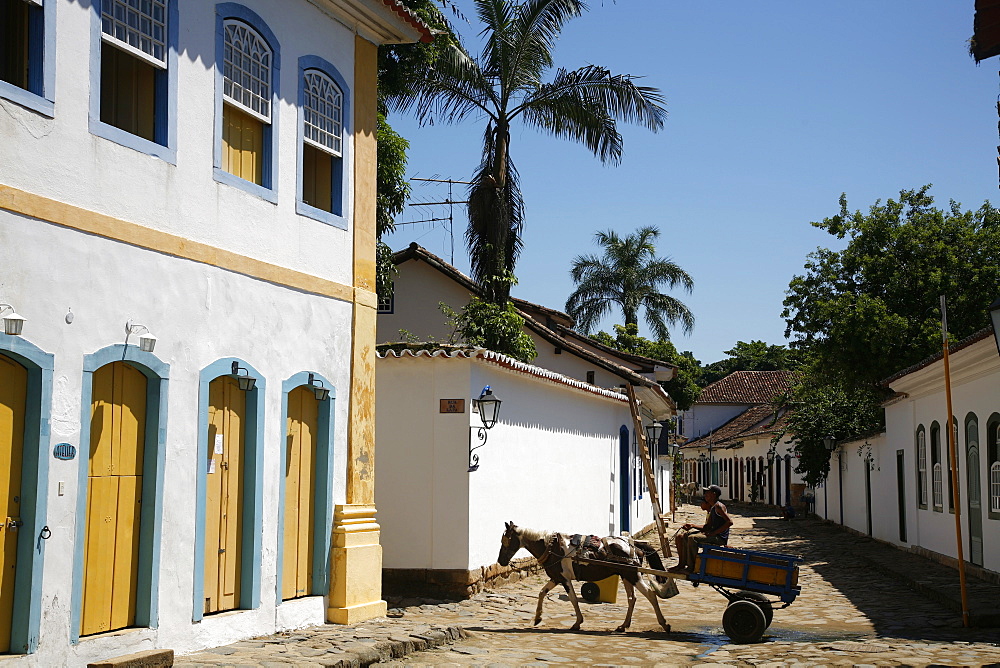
[498,522,672,633]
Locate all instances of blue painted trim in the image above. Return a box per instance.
[275,372,336,604]
[212,4,281,198]
[70,344,169,643]
[86,0,179,163]
[0,0,56,117]
[619,425,630,534]
[295,54,351,229]
[0,337,53,655]
[192,357,265,621]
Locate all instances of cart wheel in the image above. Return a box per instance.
[722,600,767,644]
[580,582,600,602]
[732,592,774,628]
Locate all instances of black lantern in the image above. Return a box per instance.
[767,449,776,467]
[991,297,1000,356]
[824,436,838,452]
[645,422,663,446]
[474,386,502,429]
[308,373,330,401]
[232,361,256,392]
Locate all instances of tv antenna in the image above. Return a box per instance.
[403,176,472,265]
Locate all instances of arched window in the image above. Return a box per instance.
[214,5,279,195]
[931,422,943,511]
[988,414,1000,519]
[916,425,927,508]
[297,57,349,223]
[947,416,958,512]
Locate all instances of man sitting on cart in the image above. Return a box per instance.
[669,484,733,573]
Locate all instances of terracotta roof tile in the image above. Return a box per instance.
[684,405,784,448]
[696,370,795,404]
[379,0,435,42]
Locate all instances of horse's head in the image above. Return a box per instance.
[498,521,521,566]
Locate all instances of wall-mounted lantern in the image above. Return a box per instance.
[824,435,838,452]
[468,385,502,472]
[645,422,663,447]
[308,373,330,401]
[124,320,157,353]
[231,361,256,392]
[1,303,26,336]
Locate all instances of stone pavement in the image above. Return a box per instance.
[178,504,1000,666]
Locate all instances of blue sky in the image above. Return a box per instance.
[382,1,998,364]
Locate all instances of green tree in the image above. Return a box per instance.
[566,226,694,340]
[376,114,411,300]
[591,323,702,411]
[782,186,1000,387]
[700,340,801,387]
[453,297,537,362]
[394,0,667,305]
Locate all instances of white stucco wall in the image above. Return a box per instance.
[376,353,661,574]
[680,404,749,441]
[0,0,380,663]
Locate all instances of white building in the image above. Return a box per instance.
[375,245,677,597]
[0,0,430,663]
[816,328,1000,580]
[680,371,806,506]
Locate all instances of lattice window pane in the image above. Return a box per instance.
[918,435,927,505]
[223,20,271,122]
[303,70,342,155]
[991,462,1000,512]
[101,0,167,66]
[933,463,943,509]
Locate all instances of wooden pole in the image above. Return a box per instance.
[941,295,971,628]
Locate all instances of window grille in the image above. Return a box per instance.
[303,70,342,155]
[101,0,167,67]
[224,20,271,121]
[377,292,393,314]
[991,461,1000,512]
[932,463,943,509]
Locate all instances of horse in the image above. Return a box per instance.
[498,521,673,633]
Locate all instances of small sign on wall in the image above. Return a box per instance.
[440,399,466,414]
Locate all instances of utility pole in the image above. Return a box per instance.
[408,177,472,265]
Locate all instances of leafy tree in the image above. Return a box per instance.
[567,227,694,340]
[393,0,667,305]
[451,297,537,362]
[591,323,701,411]
[782,186,1000,483]
[700,340,801,386]
[782,186,1000,387]
[376,114,410,300]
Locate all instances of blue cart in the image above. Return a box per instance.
[687,544,802,643]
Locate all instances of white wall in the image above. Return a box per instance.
[377,260,472,343]
[376,353,661,574]
[680,404,748,441]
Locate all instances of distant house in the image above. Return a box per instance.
[375,244,677,597]
[817,328,1000,580]
[679,371,804,506]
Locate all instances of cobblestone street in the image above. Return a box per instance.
[179,504,1000,666]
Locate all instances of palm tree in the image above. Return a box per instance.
[390,0,667,305]
[566,226,694,340]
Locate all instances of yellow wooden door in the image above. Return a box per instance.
[82,362,146,636]
[0,355,27,653]
[204,376,245,614]
[283,387,318,600]
[223,104,264,185]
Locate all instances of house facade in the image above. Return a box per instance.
[815,329,1000,579]
[0,0,429,662]
[680,371,805,506]
[375,245,677,596]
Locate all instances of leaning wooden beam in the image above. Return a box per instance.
[625,384,672,558]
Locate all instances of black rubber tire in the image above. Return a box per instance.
[732,592,774,628]
[722,600,767,644]
[580,582,600,602]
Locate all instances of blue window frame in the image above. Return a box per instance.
[213,3,280,203]
[88,0,178,162]
[0,0,55,117]
[296,55,351,227]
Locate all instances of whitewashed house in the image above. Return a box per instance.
[679,371,806,506]
[375,244,677,597]
[816,328,1000,580]
[0,0,430,663]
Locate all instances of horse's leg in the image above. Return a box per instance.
[633,577,671,633]
[615,577,638,632]
[534,579,557,626]
[562,578,584,631]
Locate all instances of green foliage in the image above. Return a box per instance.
[783,186,1000,387]
[591,323,701,411]
[376,113,411,237]
[394,0,667,306]
[777,368,884,486]
[567,227,694,340]
[453,297,537,362]
[782,186,1000,484]
[700,340,802,386]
